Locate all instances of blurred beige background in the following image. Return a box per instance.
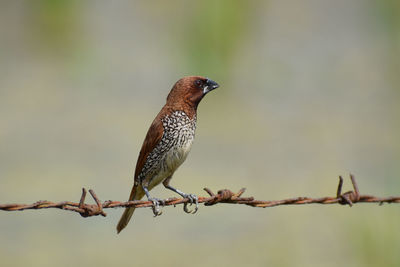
[1,0,399,266]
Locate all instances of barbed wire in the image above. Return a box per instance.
[0,175,399,218]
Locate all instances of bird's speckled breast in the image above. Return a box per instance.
[139,111,196,189]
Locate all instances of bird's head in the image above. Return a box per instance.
[167,76,219,109]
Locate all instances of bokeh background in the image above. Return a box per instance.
[1,0,399,266]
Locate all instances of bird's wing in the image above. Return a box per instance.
[117,112,165,233]
[134,113,164,183]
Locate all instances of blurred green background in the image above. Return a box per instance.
[1,0,399,266]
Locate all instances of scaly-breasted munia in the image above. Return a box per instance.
[117,76,219,233]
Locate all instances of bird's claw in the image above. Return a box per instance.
[149,198,164,217]
[183,194,198,214]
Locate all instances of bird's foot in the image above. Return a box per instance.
[182,194,198,214]
[148,198,165,217]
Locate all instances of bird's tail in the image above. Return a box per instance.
[116,185,144,234]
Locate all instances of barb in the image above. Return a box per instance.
[0,175,399,217]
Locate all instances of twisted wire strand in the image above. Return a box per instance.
[1,175,399,217]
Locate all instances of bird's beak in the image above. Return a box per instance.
[203,78,219,94]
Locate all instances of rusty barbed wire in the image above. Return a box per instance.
[0,175,399,218]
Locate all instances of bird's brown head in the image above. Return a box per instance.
[166,76,219,110]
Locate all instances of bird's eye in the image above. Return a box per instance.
[195,79,202,87]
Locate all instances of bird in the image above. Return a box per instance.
[116,76,219,233]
